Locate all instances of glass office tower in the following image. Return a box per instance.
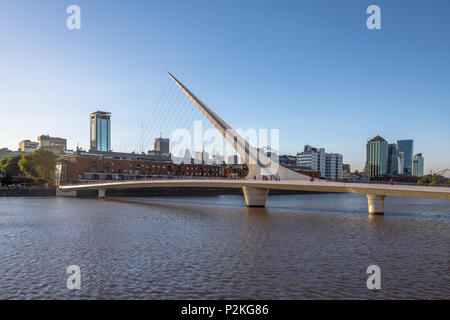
[397,139,414,175]
[90,111,111,152]
[366,135,388,177]
[413,153,424,177]
[387,143,400,175]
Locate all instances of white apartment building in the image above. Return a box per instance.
[297,145,343,180]
[325,153,343,180]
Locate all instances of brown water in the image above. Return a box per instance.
[0,193,449,299]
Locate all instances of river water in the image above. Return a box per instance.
[0,193,448,299]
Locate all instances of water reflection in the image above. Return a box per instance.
[0,194,448,299]
[366,214,385,228]
[240,207,270,220]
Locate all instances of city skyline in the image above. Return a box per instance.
[1,1,449,175]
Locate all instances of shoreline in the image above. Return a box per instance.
[0,187,56,197]
[0,186,325,197]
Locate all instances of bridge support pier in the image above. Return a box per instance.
[98,189,106,198]
[366,194,385,215]
[243,187,269,207]
[56,189,77,197]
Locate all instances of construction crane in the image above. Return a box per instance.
[431,169,449,177]
[428,169,449,181]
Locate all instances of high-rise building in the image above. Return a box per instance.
[154,138,169,154]
[387,143,400,175]
[366,135,388,177]
[297,145,342,180]
[19,140,38,153]
[325,153,343,180]
[397,139,414,175]
[412,153,424,177]
[90,111,111,152]
[37,135,67,154]
[398,151,405,175]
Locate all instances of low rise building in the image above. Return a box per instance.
[227,155,240,165]
[38,135,67,155]
[278,155,297,167]
[19,140,38,153]
[0,148,25,160]
[343,164,351,181]
[223,164,248,179]
[54,151,223,185]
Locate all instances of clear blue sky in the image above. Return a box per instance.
[0,0,449,174]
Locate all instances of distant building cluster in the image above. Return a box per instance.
[274,145,343,181]
[53,110,247,185]
[1,134,68,161]
[365,135,423,178]
[1,108,431,184]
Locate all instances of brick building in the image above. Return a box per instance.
[55,153,223,185]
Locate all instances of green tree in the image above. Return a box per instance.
[0,155,22,176]
[19,149,57,182]
[416,177,428,186]
[429,180,439,187]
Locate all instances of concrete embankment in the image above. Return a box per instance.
[1,186,324,197]
[0,187,56,196]
[77,187,324,197]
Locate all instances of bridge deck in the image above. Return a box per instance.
[59,179,450,200]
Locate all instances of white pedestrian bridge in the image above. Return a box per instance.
[58,179,450,215]
[58,72,450,215]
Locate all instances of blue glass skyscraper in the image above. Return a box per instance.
[90,111,111,152]
[397,140,414,175]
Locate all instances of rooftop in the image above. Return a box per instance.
[369,135,386,142]
[91,111,111,115]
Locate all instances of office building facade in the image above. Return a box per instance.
[412,153,424,177]
[297,145,325,177]
[279,155,297,167]
[397,139,414,175]
[296,145,342,180]
[19,140,38,153]
[398,152,405,175]
[38,135,67,154]
[325,153,343,180]
[90,111,111,152]
[343,164,351,181]
[154,138,170,154]
[366,135,388,177]
[387,143,400,175]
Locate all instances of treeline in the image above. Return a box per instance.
[417,176,450,187]
[0,149,57,185]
